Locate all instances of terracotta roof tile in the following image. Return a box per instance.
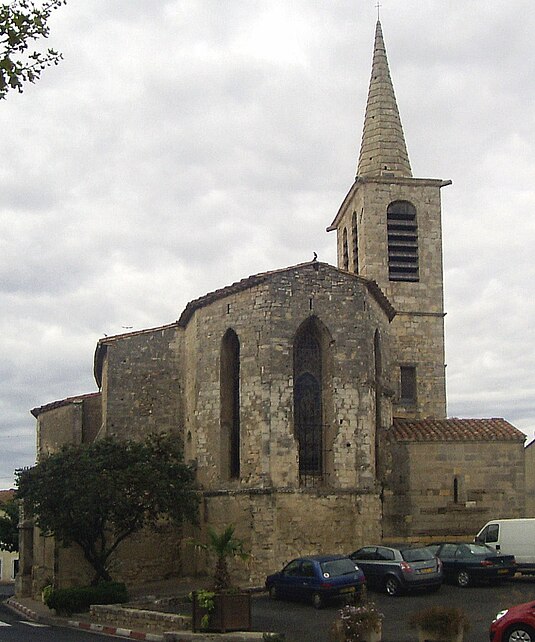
[30,392,100,418]
[392,417,526,443]
[0,489,15,504]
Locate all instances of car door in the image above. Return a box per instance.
[276,559,303,599]
[350,547,381,588]
[298,559,317,601]
[437,543,459,581]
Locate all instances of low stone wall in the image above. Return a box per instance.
[89,604,190,633]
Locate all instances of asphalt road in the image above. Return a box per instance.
[252,576,535,642]
[0,586,114,642]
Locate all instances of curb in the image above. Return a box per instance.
[5,598,164,641]
[6,598,43,622]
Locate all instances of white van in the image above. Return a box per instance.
[475,519,535,574]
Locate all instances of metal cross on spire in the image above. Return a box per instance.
[375,1,381,20]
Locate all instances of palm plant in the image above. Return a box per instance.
[197,524,250,590]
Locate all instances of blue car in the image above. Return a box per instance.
[265,554,366,609]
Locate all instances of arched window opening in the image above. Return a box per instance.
[387,200,419,282]
[352,211,359,274]
[453,477,459,503]
[294,320,323,485]
[220,329,240,480]
[374,330,382,477]
[342,228,349,271]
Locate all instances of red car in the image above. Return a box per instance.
[490,600,535,642]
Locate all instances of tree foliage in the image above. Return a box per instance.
[16,434,199,584]
[0,0,65,99]
[0,497,19,552]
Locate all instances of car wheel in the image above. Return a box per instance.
[384,575,401,596]
[311,592,323,609]
[268,585,278,600]
[456,570,470,587]
[505,625,535,642]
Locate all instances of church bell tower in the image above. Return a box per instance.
[328,20,450,419]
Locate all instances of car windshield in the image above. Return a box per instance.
[320,558,357,577]
[401,547,435,562]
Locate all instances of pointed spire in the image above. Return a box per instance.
[357,20,412,178]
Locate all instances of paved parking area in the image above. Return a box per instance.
[252,576,535,642]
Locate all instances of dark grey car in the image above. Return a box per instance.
[348,545,443,596]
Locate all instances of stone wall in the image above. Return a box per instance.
[383,440,526,540]
[199,488,382,584]
[101,325,183,442]
[36,394,102,455]
[89,604,190,634]
[37,403,83,455]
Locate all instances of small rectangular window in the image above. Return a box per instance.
[400,366,417,405]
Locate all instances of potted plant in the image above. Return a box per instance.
[192,524,252,633]
[330,592,383,642]
[408,606,470,642]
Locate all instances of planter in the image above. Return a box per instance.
[192,590,251,633]
[330,602,383,642]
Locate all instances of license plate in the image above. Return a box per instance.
[498,569,508,574]
[340,586,356,594]
[419,567,434,574]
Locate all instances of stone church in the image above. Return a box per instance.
[19,20,526,595]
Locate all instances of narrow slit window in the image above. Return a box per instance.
[400,365,417,405]
[342,228,349,271]
[352,211,359,274]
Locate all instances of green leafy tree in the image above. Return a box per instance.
[16,434,199,584]
[1,0,65,99]
[0,497,19,552]
[197,525,250,590]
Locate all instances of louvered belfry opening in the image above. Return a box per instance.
[387,200,419,282]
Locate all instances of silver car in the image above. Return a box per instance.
[349,545,443,596]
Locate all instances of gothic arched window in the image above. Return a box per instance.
[220,328,240,480]
[387,200,419,282]
[294,320,323,483]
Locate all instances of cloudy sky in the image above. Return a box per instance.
[1,0,534,488]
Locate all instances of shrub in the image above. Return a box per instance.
[44,582,128,616]
[408,606,470,638]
